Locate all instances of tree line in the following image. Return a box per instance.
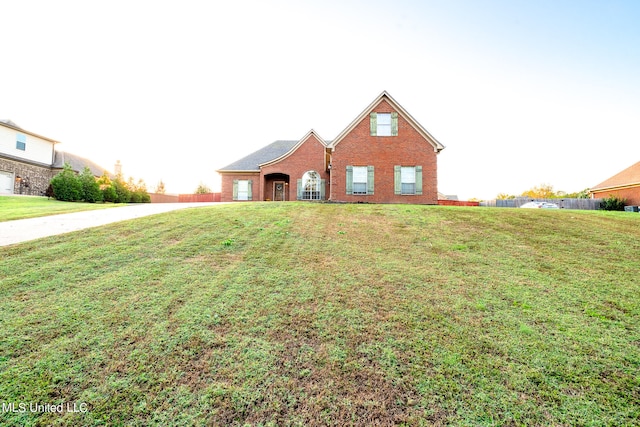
[496,184,590,200]
[48,163,150,203]
[496,183,626,211]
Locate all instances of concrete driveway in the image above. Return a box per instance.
[0,203,225,247]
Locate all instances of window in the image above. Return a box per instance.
[352,166,368,194]
[233,179,252,200]
[370,112,398,136]
[16,133,26,151]
[298,171,323,200]
[394,166,423,195]
[377,113,391,136]
[401,167,415,195]
[346,165,374,195]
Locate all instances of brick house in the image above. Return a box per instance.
[0,119,110,195]
[590,161,640,205]
[217,92,445,204]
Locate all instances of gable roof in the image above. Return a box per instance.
[217,140,299,172]
[328,91,445,153]
[53,150,111,177]
[591,161,640,191]
[0,120,60,144]
[260,130,327,168]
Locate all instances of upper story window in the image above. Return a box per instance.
[370,112,398,136]
[16,133,26,151]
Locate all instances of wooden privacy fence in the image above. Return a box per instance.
[481,198,603,210]
[438,200,480,207]
[178,193,221,203]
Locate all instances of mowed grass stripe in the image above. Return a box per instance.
[0,203,638,426]
[0,196,122,222]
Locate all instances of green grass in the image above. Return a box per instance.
[0,195,122,222]
[0,203,638,426]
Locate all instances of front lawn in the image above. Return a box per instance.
[0,203,638,426]
[0,195,122,222]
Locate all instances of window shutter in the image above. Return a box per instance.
[391,112,398,136]
[320,179,326,200]
[369,112,377,136]
[415,166,423,195]
[247,180,253,200]
[394,166,401,195]
[367,166,374,195]
[346,166,353,195]
[232,180,238,200]
[297,179,302,200]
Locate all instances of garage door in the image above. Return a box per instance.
[0,171,14,194]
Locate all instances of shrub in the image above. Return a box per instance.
[130,191,142,203]
[113,177,131,203]
[50,163,82,201]
[45,184,54,198]
[600,195,627,211]
[101,185,116,203]
[79,167,103,203]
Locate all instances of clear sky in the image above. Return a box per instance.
[2,0,639,199]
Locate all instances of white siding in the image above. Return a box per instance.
[0,125,55,165]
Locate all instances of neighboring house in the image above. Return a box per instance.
[590,161,640,205]
[0,119,110,195]
[217,91,445,204]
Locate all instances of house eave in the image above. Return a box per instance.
[0,152,53,168]
[0,121,61,144]
[216,169,261,174]
[590,182,640,193]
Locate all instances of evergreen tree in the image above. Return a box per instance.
[79,167,103,203]
[50,163,82,201]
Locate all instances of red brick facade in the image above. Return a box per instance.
[260,133,329,202]
[329,100,439,204]
[591,187,640,206]
[220,172,259,202]
[218,92,444,204]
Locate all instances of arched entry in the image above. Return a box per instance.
[264,173,290,201]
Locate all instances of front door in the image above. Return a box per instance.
[273,181,285,201]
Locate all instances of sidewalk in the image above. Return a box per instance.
[0,203,223,247]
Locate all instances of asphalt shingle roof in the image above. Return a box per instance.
[217,140,299,172]
[592,161,640,190]
[53,150,111,177]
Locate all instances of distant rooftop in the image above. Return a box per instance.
[53,150,112,177]
[0,119,22,129]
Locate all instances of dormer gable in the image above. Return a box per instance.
[328,91,445,153]
[259,129,327,168]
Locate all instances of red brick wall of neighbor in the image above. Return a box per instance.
[219,172,260,202]
[260,134,329,201]
[592,187,640,206]
[329,100,439,204]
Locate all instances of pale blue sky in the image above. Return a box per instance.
[2,0,639,199]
